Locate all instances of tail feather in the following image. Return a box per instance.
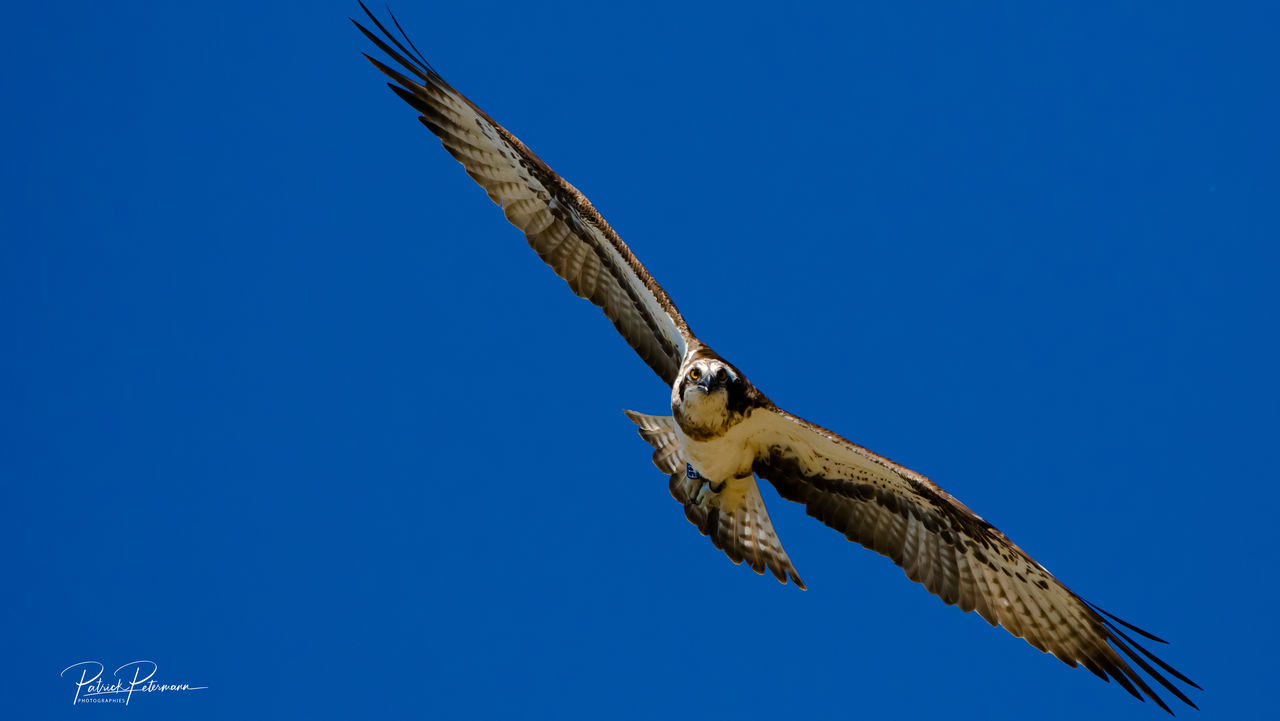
[624,410,805,589]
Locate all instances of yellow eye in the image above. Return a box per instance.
[689,368,702,380]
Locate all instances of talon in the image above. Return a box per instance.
[709,480,726,493]
[691,480,710,505]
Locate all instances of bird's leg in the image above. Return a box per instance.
[691,480,727,513]
[691,479,711,505]
[687,464,727,503]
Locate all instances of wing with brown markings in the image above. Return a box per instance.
[751,405,1198,714]
[354,4,693,384]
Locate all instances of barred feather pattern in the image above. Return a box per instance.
[625,411,803,588]
[354,5,691,385]
[752,405,1199,713]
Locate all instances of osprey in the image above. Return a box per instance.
[354,5,1197,713]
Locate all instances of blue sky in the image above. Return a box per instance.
[5,1,1278,718]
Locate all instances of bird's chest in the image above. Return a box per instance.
[677,422,759,482]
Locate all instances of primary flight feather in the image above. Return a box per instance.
[353,4,1198,713]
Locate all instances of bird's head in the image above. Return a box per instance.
[674,357,752,439]
[683,360,735,397]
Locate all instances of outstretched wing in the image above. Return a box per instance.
[626,411,804,588]
[750,405,1198,714]
[353,4,693,385]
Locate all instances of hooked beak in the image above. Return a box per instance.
[696,378,712,393]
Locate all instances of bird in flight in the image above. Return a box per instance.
[354,4,1198,713]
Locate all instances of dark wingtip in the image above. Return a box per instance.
[1076,596,1199,712]
[1099,616,1200,709]
[357,4,435,78]
[1085,599,1171,644]
[387,4,434,71]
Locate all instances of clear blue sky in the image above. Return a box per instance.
[6,1,1277,719]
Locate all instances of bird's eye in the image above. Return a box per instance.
[689,368,702,381]
[715,368,728,383]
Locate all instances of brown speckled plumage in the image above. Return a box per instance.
[355,5,1198,713]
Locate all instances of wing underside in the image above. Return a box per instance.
[750,405,1198,713]
[354,4,692,384]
